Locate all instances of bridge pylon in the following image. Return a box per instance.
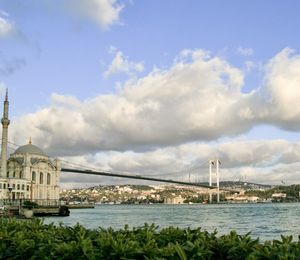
[209,159,221,203]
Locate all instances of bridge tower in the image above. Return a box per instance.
[209,160,213,203]
[216,159,220,203]
[208,159,221,203]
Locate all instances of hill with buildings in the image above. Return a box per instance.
[60,182,298,205]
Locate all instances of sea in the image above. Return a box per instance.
[43,203,300,241]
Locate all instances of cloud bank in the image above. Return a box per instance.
[10,48,300,156]
[7,47,300,186]
[264,48,300,129]
[59,139,300,188]
[11,49,254,154]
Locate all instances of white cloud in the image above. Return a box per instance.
[9,47,300,188]
[237,47,254,57]
[12,49,258,155]
[66,0,123,29]
[103,49,144,78]
[0,11,15,38]
[263,48,300,129]
[176,49,211,62]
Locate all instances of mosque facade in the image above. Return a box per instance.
[0,91,60,201]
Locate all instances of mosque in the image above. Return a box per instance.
[0,91,60,201]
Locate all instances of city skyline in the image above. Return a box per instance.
[0,1,300,188]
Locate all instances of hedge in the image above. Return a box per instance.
[0,218,299,259]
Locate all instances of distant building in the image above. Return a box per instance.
[225,194,259,203]
[0,91,60,201]
[164,196,185,204]
[272,193,286,198]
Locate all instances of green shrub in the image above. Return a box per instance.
[0,219,300,259]
[22,200,39,209]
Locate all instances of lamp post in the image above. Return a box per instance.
[30,181,35,201]
[8,186,12,205]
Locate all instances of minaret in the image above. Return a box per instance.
[0,89,10,177]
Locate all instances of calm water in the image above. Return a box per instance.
[43,203,300,241]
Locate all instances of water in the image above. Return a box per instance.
[43,203,300,241]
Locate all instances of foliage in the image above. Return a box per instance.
[184,194,226,204]
[22,200,39,209]
[245,184,300,201]
[1,219,300,259]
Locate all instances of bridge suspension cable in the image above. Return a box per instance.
[60,156,214,188]
[61,167,218,189]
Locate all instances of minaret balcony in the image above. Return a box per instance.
[1,118,10,125]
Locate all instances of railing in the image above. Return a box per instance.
[29,199,61,207]
[0,199,20,206]
[0,199,61,207]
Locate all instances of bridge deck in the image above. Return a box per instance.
[61,168,218,189]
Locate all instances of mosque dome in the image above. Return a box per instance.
[14,143,46,156]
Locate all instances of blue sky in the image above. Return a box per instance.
[2,0,300,110]
[1,0,300,187]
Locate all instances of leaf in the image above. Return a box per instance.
[174,242,187,260]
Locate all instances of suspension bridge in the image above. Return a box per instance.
[7,140,221,189]
[6,140,230,203]
[6,140,219,190]
[59,157,226,203]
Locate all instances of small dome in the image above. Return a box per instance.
[14,144,46,156]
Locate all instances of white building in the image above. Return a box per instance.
[0,91,60,202]
[271,193,286,198]
[164,196,185,204]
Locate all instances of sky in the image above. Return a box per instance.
[1,0,300,188]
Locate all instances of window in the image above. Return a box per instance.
[13,171,15,178]
[32,171,36,181]
[22,184,24,190]
[26,185,29,191]
[0,183,2,189]
[3,183,6,189]
[47,173,51,185]
[17,184,20,190]
[12,184,15,189]
[20,171,23,179]
[6,171,9,177]
[40,172,43,184]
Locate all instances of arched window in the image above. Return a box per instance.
[32,171,36,182]
[13,171,15,178]
[40,172,43,184]
[47,173,51,185]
